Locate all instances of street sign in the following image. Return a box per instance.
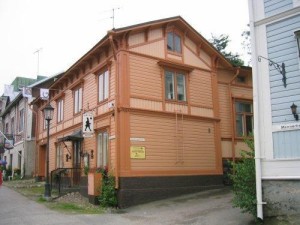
[83,112,94,137]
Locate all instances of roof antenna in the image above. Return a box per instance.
[111,7,120,29]
[33,48,42,76]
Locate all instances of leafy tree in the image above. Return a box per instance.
[241,24,251,65]
[210,34,244,67]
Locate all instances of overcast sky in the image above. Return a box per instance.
[0,0,250,95]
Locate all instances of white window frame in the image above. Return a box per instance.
[165,70,187,102]
[56,144,63,168]
[98,70,109,102]
[235,101,254,137]
[97,131,108,168]
[57,99,64,123]
[74,87,82,114]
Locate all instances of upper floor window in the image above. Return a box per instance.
[167,31,182,53]
[5,123,9,134]
[57,99,64,123]
[98,70,109,102]
[235,101,253,137]
[19,109,24,132]
[74,87,82,114]
[165,70,186,102]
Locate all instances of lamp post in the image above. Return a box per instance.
[43,103,54,198]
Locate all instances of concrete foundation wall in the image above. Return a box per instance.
[263,180,300,216]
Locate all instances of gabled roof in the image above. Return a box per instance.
[51,16,234,90]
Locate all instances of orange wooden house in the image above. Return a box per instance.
[34,16,252,207]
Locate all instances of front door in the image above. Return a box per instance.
[72,141,81,185]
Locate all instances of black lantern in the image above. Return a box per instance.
[290,103,299,121]
[43,103,54,198]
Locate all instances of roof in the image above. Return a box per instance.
[50,16,234,90]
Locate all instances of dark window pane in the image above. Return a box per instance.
[236,114,244,136]
[165,71,174,100]
[174,34,181,53]
[246,115,253,135]
[177,74,186,101]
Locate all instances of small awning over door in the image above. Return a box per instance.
[57,130,83,142]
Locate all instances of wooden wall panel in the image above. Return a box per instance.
[235,141,250,158]
[83,74,97,110]
[64,90,74,122]
[189,70,213,107]
[165,103,188,114]
[167,53,182,61]
[110,61,115,99]
[130,98,163,111]
[190,106,213,117]
[130,40,165,59]
[183,46,210,70]
[148,28,163,40]
[221,141,232,158]
[218,83,231,137]
[128,32,145,46]
[231,86,253,99]
[200,50,211,67]
[185,37,197,52]
[130,113,216,172]
[129,54,162,99]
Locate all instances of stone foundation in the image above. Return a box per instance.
[263,180,300,217]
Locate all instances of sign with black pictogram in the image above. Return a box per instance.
[83,112,94,137]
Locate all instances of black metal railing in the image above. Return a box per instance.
[50,167,81,195]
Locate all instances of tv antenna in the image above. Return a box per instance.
[111,7,120,28]
[33,48,42,75]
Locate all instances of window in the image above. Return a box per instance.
[5,123,9,134]
[57,99,64,123]
[19,109,24,132]
[235,101,253,137]
[97,131,108,168]
[74,87,82,114]
[165,70,186,101]
[295,30,300,58]
[56,144,63,168]
[236,75,246,84]
[18,151,22,170]
[167,31,182,53]
[98,70,109,102]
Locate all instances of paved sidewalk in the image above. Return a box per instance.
[0,185,255,225]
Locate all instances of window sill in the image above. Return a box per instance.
[165,99,188,105]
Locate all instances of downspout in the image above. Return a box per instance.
[248,0,263,220]
[228,68,240,162]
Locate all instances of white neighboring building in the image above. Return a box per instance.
[248,0,300,219]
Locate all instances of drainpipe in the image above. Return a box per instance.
[248,0,263,220]
[228,68,240,163]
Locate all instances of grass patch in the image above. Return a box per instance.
[48,202,104,214]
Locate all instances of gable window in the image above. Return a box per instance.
[19,109,24,132]
[165,70,186,101]
[236,75,246,84]
[98,70,109,102]
[97,131,108,168]
[167,31,182,53]
[57,99,64,123]
[74,87,82,114]
[235,101,253,137]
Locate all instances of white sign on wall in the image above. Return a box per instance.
[272,122,300,132]
[83,112,94,137]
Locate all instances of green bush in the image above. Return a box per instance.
[97,168,117,208]
[230,137,257,218]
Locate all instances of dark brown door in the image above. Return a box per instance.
[72,141,81,185]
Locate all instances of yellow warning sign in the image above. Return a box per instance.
[130,146,146,159]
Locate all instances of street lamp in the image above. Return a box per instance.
[43,103,54,198]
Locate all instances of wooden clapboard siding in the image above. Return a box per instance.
[189,70,212,107]
[218,83,231,137]
[167,53,182,61]
[199,50,212,67]
[130,113,216,172]
[148,28,163,40]
[130,40,165,58]
[83,73,97,109]
[264,0,293,17]
[185,36,197,52]
[130,98,163,111]
[231,86,253,99]
[128,32,145,46]
[110,61,116,99]
[129,54,162,99]
[183,46,210,70]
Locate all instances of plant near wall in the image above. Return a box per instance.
[230,136,257,219]
[84,165,89,175]
[97,166,117,208]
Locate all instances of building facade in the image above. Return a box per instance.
[34,17,252,207]
[249,0,300,219]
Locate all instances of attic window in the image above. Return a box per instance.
[167,31,182,53]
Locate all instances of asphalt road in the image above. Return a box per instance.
[0,185,255,225]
